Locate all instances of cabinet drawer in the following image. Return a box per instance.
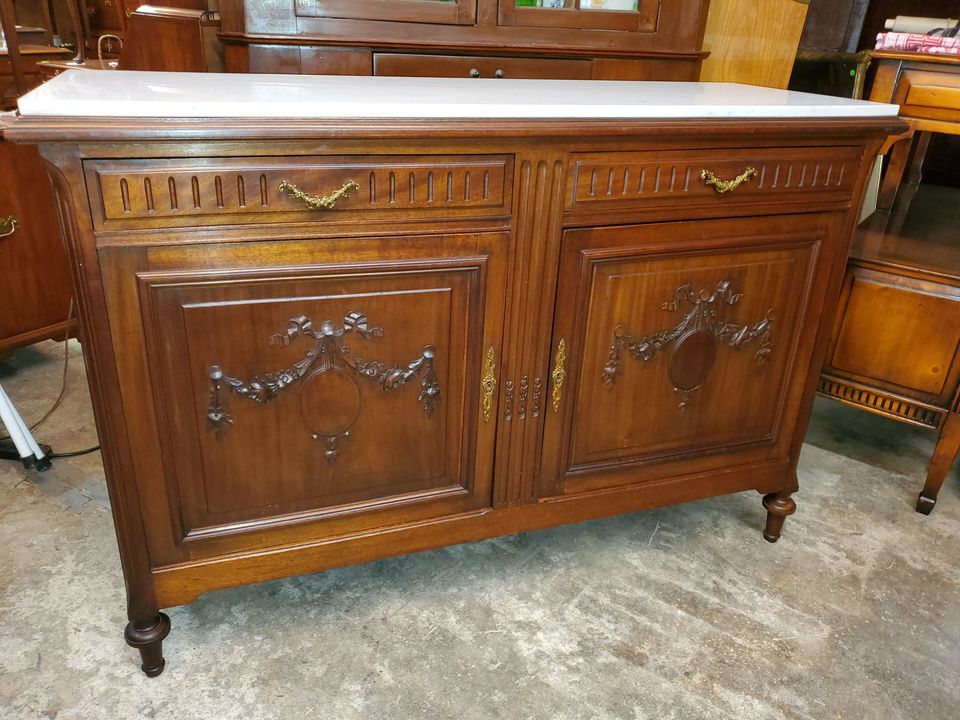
[373,53,593,80]
[897,69,960,124]
[566,146,861,214]
[85,154,513,230]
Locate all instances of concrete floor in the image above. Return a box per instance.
[0,340,957,720]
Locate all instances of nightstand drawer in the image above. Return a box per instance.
[566,146,861,214]
[85,154,513,230]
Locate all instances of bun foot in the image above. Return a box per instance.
[916,492,937,515]
[762,493,796,543]
[124,612,171,677]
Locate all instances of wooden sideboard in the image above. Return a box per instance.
[819,51,960,514]
[10,72,900,676]
[219,0,710,80]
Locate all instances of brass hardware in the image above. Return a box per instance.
[481,346,496,423]
[494,69,504,79]
[278,180,360,210]
[551,338,567,414]
[0,216,18,239]
[700,167,757,194]
[469,68,481,78]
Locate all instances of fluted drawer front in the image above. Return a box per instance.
[566,146,861,214]
[85,154,512,230]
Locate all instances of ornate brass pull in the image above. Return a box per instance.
[551,338,567,414]
[0,216,18,239]
[278,180,360,211]
[481,346,496,423]
[700,167,757,194]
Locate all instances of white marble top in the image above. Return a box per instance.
[16,70,899,120]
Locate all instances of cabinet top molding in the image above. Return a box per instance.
[16,70,900,120]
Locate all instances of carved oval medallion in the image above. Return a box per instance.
[297,367,362,439]
[668,328,717,392]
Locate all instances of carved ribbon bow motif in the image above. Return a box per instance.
[207,311,440,462]
[602,280,774,409]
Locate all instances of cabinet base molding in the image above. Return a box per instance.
[153,457,791,609]
[817,375,944,430]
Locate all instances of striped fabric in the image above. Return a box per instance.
[875,31,960,55]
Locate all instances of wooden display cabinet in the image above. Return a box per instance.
[220,0,710,80]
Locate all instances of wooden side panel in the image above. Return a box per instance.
[540,213,834,497]
[567,147,861,214]
[700,0,808,88]
[828,267,960,402]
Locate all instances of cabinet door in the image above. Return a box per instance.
[540,214,836,497]
[111,231,506,563]
[296,0,477,25]
[499,0,659,32]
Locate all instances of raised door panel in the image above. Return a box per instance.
[108,231,506,564]
[540,214,833,497]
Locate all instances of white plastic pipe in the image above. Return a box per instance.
[0,384,45,460]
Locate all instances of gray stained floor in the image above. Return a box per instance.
[1,340,957,720]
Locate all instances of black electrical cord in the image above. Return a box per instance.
[49,445,101,458]
[0,300,99,461]
[0,299,75,444]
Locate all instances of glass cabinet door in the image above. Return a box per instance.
[296,0,478,26]
[500,0,658,32]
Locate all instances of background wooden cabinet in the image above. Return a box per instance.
[0,123,74,356]
[220,0,710,80]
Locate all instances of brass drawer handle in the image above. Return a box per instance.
[481,346,496,423]
[700,167,757,194]
[551,338,567,414]
[278,180,360,210]
[0,216,18,239]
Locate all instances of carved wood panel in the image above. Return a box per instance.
[566,146,860,213]
[86,155,512,230]
[132,231,507,554]
[539,213,833,497]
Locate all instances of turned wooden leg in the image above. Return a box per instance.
[124,612,171,677]
[762,493,796,543]
[917,411,960,515]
